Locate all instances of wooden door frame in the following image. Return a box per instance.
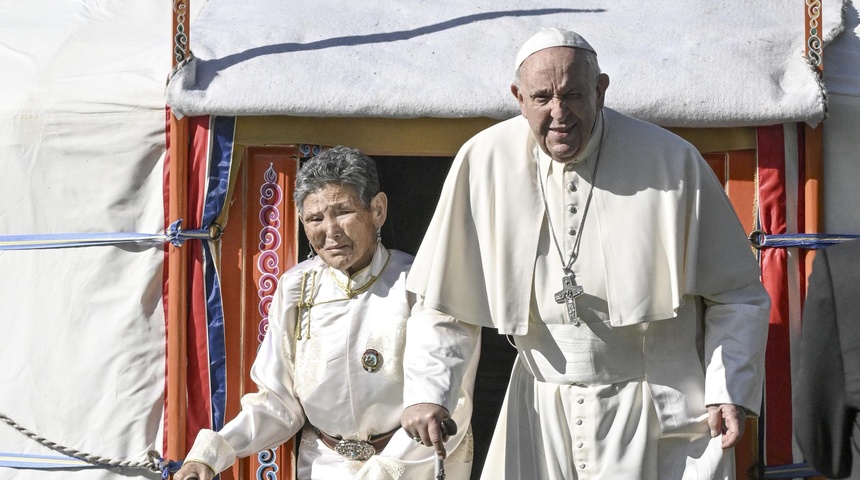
[219,146,307,480]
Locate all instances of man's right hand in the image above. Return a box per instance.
[401,402,452,459]
[173,460,215,480]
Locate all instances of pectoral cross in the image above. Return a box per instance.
[554,271,584,326]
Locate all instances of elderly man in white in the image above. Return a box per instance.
[400,28,770,479]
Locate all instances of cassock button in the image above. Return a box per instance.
[577,442,584,449]
[575,419,583,426]
[567,227,577,236]
[361,349,383,373]
[576,396,584,404]
[579,463,587,469]
[567,205,577,214]
[567,182,577,192]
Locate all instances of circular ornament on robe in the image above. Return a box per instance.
[361,349,383,373]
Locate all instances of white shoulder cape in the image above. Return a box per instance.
[407,108,762,335]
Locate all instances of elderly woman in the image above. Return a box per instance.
[174,146,477,480]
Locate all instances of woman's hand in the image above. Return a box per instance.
[173,460,215,480]
[401,403,454,459]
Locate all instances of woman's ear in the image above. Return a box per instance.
[370,192,388,228]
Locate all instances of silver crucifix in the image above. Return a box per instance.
[554,270,584,326]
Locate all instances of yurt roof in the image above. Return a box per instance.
[165,0,847,127]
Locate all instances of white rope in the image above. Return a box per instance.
[0,412,161,473]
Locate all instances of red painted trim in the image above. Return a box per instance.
[185,115,214,449]
[162,106,172,455]
[757,124,793,465]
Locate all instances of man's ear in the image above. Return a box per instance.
[511,84,528,117]
[596,73,610,108]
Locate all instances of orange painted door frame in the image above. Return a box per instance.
[703,150,760,478]
[219,146,306,480]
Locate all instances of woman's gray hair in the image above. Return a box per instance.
[293,146,381,214]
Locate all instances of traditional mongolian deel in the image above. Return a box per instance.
[184,245,476,479]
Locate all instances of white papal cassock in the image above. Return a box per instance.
[184,244,478,479]
[405,108,771,479]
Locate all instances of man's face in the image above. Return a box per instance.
[511,47,609,163]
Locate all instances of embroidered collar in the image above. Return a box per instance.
[328,243,391,298]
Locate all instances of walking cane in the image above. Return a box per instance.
[435,418,458,480]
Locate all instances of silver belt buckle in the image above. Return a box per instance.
[334,439,376,461]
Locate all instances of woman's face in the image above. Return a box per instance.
[300,183,387,275]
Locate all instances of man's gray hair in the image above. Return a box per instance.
[513,47,601,87]
[293,146,381,215]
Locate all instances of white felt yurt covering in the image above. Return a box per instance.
[821,1,860,234]
[167,0,844,127]
[0,2,185,479]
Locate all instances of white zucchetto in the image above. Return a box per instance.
[515,27,596,70]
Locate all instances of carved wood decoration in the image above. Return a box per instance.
[220,146,324,479]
